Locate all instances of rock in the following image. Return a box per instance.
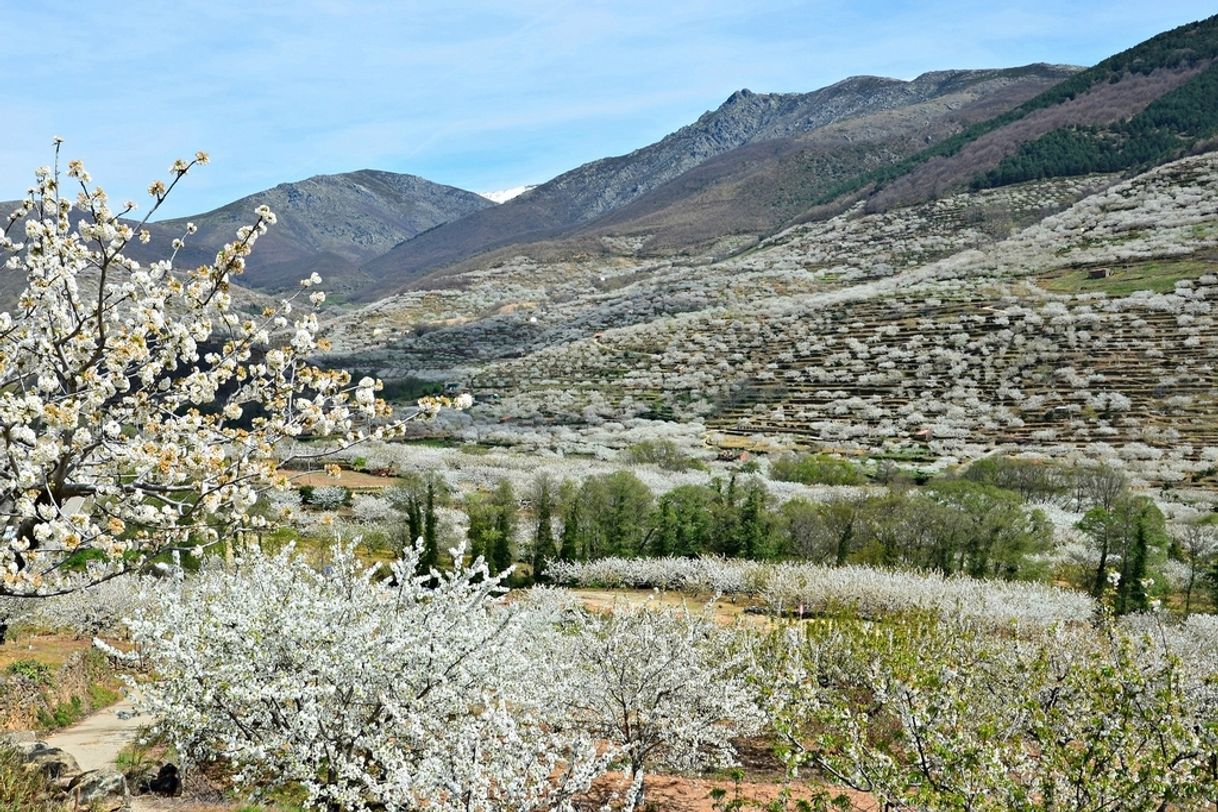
[0,730,36,748]
[22,742,80,781]
[68,768,128,803]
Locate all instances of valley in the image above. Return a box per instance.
[6,9,1218,812]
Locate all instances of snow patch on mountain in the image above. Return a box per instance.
[480,185,537,204]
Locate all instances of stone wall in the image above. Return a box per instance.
[0,647,116,731]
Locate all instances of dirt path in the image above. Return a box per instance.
[45,698,146,772]
[44,698,165,811]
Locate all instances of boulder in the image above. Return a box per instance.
[0,730,36,748]
[68,768,128,804]
[22,742,80,781]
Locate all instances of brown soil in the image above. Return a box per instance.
[0,632,92,669]
[571,588,773,628]
[581,770,877,811]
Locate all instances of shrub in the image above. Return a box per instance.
[36,696,83,731]
[769,453,866,486]
[623,439,706,472]
[309,485,349,510]
[4,659,52,685]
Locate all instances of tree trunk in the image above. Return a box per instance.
[624,766,646,812]
[1091,542,1110,599]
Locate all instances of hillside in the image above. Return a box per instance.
[568,65,1075,258]
[138,170,492,295]
[825,14,1218,211]
[356,67,1079,296]
[321,147,1218,492]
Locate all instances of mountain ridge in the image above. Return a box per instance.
[134,169,493,294]
[355,65,1082,298]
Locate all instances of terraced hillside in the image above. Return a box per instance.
[322,151,1218,491]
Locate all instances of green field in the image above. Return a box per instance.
[1039,257,1215,295]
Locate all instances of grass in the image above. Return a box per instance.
[87,681,121,707]
[1038,258,1214,295]
[36,696,84,732]
[116,738,174,790]
[0,742,59,811]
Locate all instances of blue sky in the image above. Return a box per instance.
[1,1,1214,218]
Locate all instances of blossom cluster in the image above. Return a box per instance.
[0,149,420,594]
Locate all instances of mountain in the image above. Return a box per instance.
[356,67,1080,296]
[558,64,1077,257]
[141,170,492,295]
[820,14,1218,212]
[367,14,1218,289]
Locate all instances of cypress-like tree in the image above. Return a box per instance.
[737,480,769,559]
[490,479,516,576]
[531,477,557,582]
[418,477,439,576]
[559,499,582,563]
[1120,510,1151,614]
[712,475,741,556]
[465,493,495,569]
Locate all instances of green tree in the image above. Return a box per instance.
[464,492,499,570]
[490,479,517,576]
[386,474,447,566]
[710,475,742,556]
[419,477,438,575]
[769,453,866,486]
[649,485,716,557]
[1081,495,1166,613]
[578,472,653,558]
[926,480,1051,578]
[736,478,771,559]
[530,476,557,582]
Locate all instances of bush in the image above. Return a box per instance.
[769,453,866,486]
[5,659,52,685]
[309,485,349,510]
[36,696,84,731]
[623,439,706,472]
